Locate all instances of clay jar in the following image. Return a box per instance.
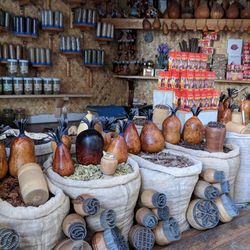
[205,124,226,153]
[100,152,118,175]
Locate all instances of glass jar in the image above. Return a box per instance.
[24,77,33,94]
[2,108,15,126]
[52,78,60,94]
[7,59,18,75]
[15,108,26,120]
[2,77,13,94]
[13,77,23,95]
[19,60,29,75]
[43,78,52,94]
[33,77,42,95]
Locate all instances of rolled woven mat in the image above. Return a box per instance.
[141,189,167,209]
[201,169,225,183]
[100,209,117,229]
[136,207,158,229]
[194,180,220,200]
[0,228,20,250]
[54,239,92,250]
[62,213,87,241]
[153,217,181,246]
[152,206,169,221]
[103,227,129,250]
[213,180,230,194]
[129,225,155,250]
[73,194,101,216]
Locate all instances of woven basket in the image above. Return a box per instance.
[225,132,250,204]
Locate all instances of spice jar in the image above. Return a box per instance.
[19,60,29,75]
[24,78,33,94]
[52,78,60,94]
[7,59,18,75]
[33,77,42,95]
[2,77,13,95]
[43,78,53,94]
[13,77,24,95]
[2,108,15,126]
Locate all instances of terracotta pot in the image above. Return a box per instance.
[205,126,226,152]
[100,153,118,175]
[18,163,49,206]
[73,194,100,217]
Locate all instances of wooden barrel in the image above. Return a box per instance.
[200,169,225,184]
[18,163,49,206]
[140,189,167,209]
[129,225,155,250]
[135,207,158,229]
[153,218,180,246]
[215,194,239,223]
[187,199,219,230]
[62,213,87,241]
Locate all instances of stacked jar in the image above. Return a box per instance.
[7,59,29,76]
[96,22,114,40]
[0,9,11,30]
[41,10,64,29]
[0,43,27,62]
[60,36,81,52]
[28,47,52,65]
[13,16,39,36]
[73,8,96,26]
[83,49,104,66]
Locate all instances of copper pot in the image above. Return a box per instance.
[205,126,226,153]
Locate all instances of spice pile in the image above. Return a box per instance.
[139,152,193,168]
[0,176,25,207]
[65,163,133,181]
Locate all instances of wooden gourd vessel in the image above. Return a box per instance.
[194,180,220,201]
[62,213,87,241]
[135,207,158,229]
[187,199,220,230]
[18,163,49,206]
[140,189,167,209]
[129,225,155,250]
[152,104,169,130]
[215,194,239,223]
[200,169,225,184]
[0,142,8,179]
[153,218,181,246]
[73,194,100,217]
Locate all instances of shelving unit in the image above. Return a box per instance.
[0,94,92,99]
[101,18,249,31]
[42,27,64,33]
[215,79,250,84]
[114,75,158,80]
[73,23,95,30]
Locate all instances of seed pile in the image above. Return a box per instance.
[139,152,193,168]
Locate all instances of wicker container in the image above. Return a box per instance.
[166,143,240,198]
[225,132,250,204]
[130,149,202,232]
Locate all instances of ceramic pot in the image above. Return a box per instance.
[205,126,226,153]
[100,153,118,175]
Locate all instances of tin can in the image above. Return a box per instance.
[83,50,88,64]
[54,11,60,27]
[35,48,40,63]
[9,44,15,59]
[43,78,53,95]
[76,37,80,51]
[82,9,87,23]
[45,48,51,64]
[48,10,53,26]
[13,77,24,95]
[40,48,45,64]
[0,10,4,27]
[97,50,102,64]
[16,44,23,60]
[33,18,38,35]
[107,23,112,38]
[101,51,105,65]
[19,16,24,33]
[71,36,76,51]
[26,16,32,33]
[7,59,18,75]
[111,24,114,39]
[92,50,97,64]
[3,43,8,59]
[59,12,63,28]
[33,77,42,95]
[24,78,33,95]
[87,9,92,24]
[52,78,60,94]
[101,23,107,37]
[19,60,29,74]
[96,22,101,37]
[92,10,96,24]
[2,77,13,95]
[60,36,66,51]
[74,8,82,23]
[4,12,9,29]
[41,10,45,27]
[87,50,91,64]
[66,36,71,51]
[28,47,35,63]
[44,10,48,27]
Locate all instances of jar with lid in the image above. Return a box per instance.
[2,77,13,95]
[24,78,33,94]
[2,108,15,126]
[52,78,60,94]
[43,78,53,94]
[13,77,23,95]
[33,77,42,95]
[7,59,18,75]
[15,108,26,120]
[19,60,29,75]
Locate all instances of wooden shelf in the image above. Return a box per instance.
[14,33,38,39]
[96,37,113,42]
[114,75,158,80]
[0,26,8,32]
[42,27,64,33]
[84,64,104,69]
[215,79,250,84]
[101,18,250,31]
[32,64,52,69]
[60,51,82,57]
[0,94,92,99]
[0,60,7,64]
[73,23,95,30]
